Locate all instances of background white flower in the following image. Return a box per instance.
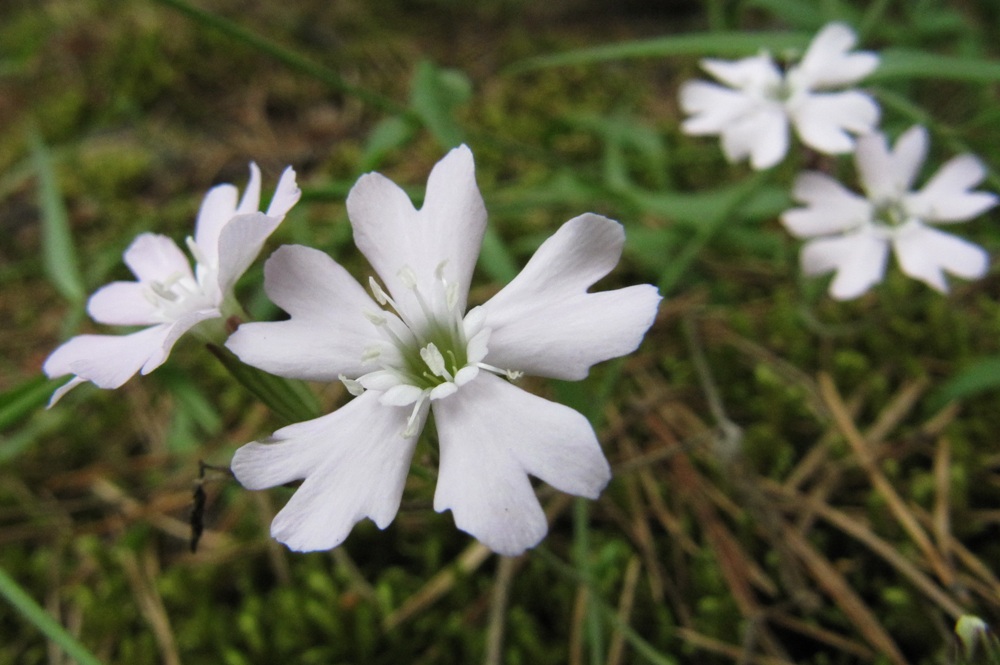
[227,145,662,556]
[44,163,300,404]
[781,125,997,299]
[680,22,880,169]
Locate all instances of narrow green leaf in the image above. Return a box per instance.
[0,565,104,665]
[506,31,810,73]
[208,344,322,424]
[0,375,57,431]
[359,116,418,172]
[31,132,85,304]
[409,60,472,149]
[871,49,1000,83]
[928,356,1000,411]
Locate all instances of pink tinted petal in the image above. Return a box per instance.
[700,54,782,90]
[791,91,879,155]
[892,223,989,292]
[86,281,158,326]
[123,234,193,284]
[721,107,788,169]
[232,390,422,551]
[679,81,755,135]
[225,245,379,381]
[43,324,173,390]
[433,374,611,556]
[265,166,301,219]
[800,232,889,300]
[792,23,878,89]
[781,172,871,237]
[482,214,660,380]
[347,145,486,324]
[215,212,283,295]
[906,154,998,222]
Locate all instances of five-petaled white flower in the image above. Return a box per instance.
[680,22,880,169]
[781,125,996,299]
[44,163,301,405]
[226,146,661,556]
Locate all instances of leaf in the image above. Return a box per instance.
[506,31,810,73]
[928,356,1000,410]
[409,60,472,149]
[358,116,418,172]
[871,49,1000,83]
[31,131,85,304]
[207,344,322,425]
[0,375,58,431]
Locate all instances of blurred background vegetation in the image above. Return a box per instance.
[3,0,1000,663]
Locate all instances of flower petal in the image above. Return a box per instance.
[781,172,871,237]
[800,232,889,300]
[855,126,925,201]
[226,245,381,381]
[347,145,487,325]
[433,373,611,556]
[215,212,283,295]
[141,309,218,374]
[722,106,789,169]
[232,390,422,551]
[700,53,782,90]
[791,91,879,155]
[790,23,878,89]
[123,234,193,284]
[905,154,998,223]
[43,324,174,393]
[679,81,755,135]
[265,165,301,219]
[86,281,159,326]
[235,162,262,215]
[482,214,660,380]
[892,222,988,292]
[193,182,240,269]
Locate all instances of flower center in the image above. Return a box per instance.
[341,262,519,437]
[872,199,908,229]
[141,237,219,322]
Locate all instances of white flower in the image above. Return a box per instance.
[226,146,661,556]
[680,22,880,169]
[781,125,997,299]
[44,163,301,404]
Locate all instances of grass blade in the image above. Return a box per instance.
[31,131,84,305]
[0,565,104,665]
[871,49,1000,83]
[506,31,809,73]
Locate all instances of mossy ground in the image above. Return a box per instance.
[3,1,1000,663]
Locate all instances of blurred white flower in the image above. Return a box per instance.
[227,145,661,556]
[680,22,880,169]
[781,125,996,299]
[44,163,300,404]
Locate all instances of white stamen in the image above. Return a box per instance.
[339,374,365,397]
[398,266,418,290]
[361,345,382,363]
[402,393,429,438]
[185,236,212,268]
[364,310,387,326]
[368,277,390,306]
[420,343,453,381]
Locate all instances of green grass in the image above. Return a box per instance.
[3,0,1000,663]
